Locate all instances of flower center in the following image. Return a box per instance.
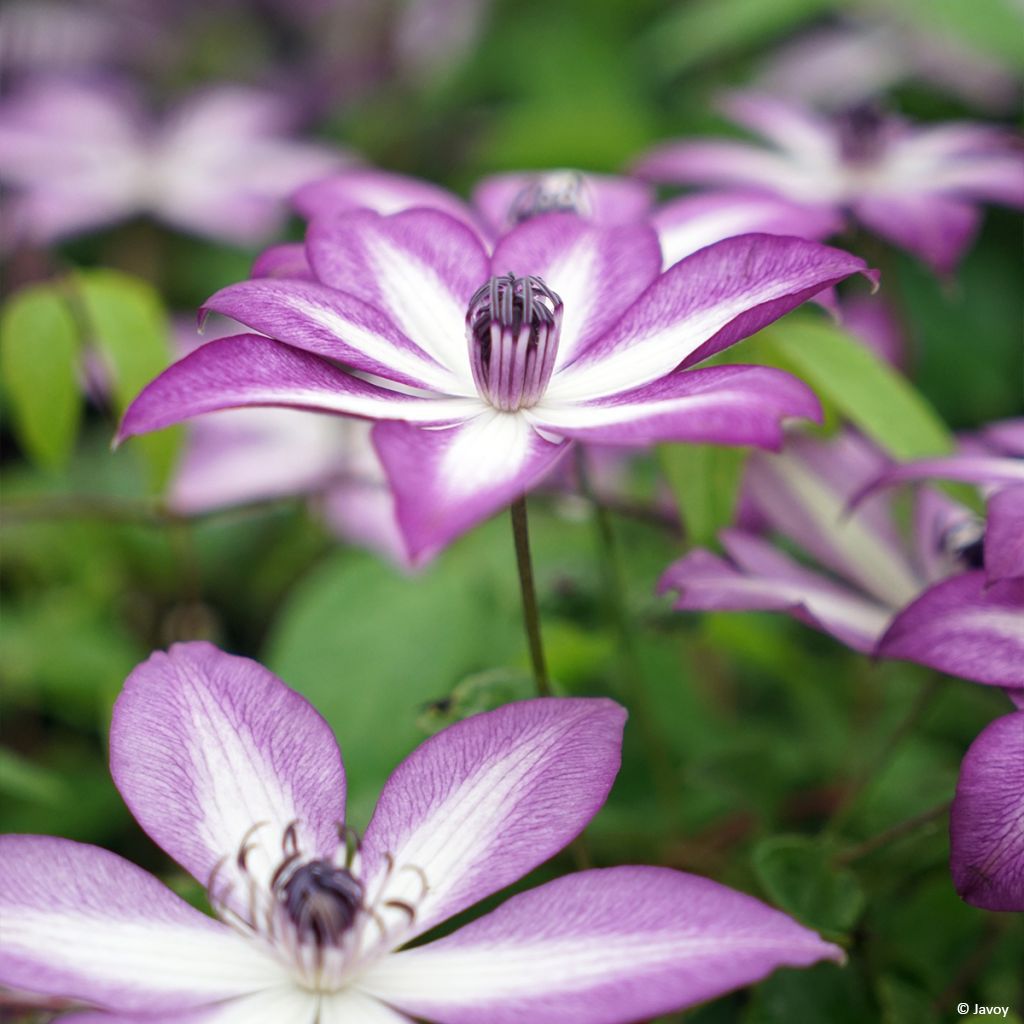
[467,273,563,411]
[834,102,886,164]
[507,170,591,225]
[281,860,364,948]
[941,517,986,571]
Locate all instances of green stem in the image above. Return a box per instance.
[835,799,951,865]
[510,497,552,697]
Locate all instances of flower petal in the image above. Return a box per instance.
[951,712,1024,911]
[110,642,347,912]
[634,140,823,200]
[358,698,626,942]
[305,207,490,382]
[372,412,568,563]
[659,531,891,652]
[251,242,314,280]
[488,213,662,368]
[360,865,842,1024]
[169,407,347,514]
[987,485,1024,583]
[203,278,457,392]
[294,168,482,234]
[653,191,843,268]
[719,91,838,160]
[854,192,980,274]
[548,234,872,401]
[471,170,653,234]
[0,835,285,1013]
[117,334,475,445]
[879,573,1024,686]
[744,432,923,609]
[530,365,819,449]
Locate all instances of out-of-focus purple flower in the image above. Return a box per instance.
[636,91,1024,273]
[755,17,1021,115]
[295,167,842,266]
[950,709,1024,911]
[660,426,1023,685]
[840,293,906,367]
[168,318,410,567]
[0,642,843,1021]
[118,207,874,562]
[0,78,346,246]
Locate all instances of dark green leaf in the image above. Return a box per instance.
[752,834,865,933]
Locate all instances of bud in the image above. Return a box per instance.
[507,171,591,225]
[467,273,563,411]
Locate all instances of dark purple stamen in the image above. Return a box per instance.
[941,518,986,571]
[835,101,886,163]
[508,171,590,225]
[467,272,563,411]
[282,860,363,947]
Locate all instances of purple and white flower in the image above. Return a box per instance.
[950,707,1024,912]
[0,641,843,1021]
[659,426,1024,686]
[117,207,872,562]
[0,78,345,246]
[635,91,1024,273]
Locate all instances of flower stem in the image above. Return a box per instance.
[510,496,552,697]
[835,799,951,865]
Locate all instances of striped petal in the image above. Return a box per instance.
[547,234,872,401]
[358,699,625,943]
[372,412,568,563]
[0,835,283,1013]
[361,866,842,1024]
[951,712,1024,911]
[305,207,490,383]
[879,573,1024,687]
[488,213,662,370]
[117,334,477,446]
[530,365,820,449]
[110,642,347,916]
[203,278,457,392]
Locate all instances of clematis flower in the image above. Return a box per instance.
[117,208,872,562]
[0,78,345,246]
[635,91,1024,273]
[0,641,843,1021]
[659,427,1024,686]
[950,708,1024,912]
[294,166,842,266]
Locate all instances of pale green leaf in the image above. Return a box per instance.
[0,284,82,470]
[659,443,748,547]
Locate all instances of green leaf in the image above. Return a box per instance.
[0,284,82,470]
[642,0,837,77]
[0,747,69,805]
[752,834,865,934]
[757,317,954,461]
[72,269,181,490]
[265,523,527,827]
[659,443,747,546]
